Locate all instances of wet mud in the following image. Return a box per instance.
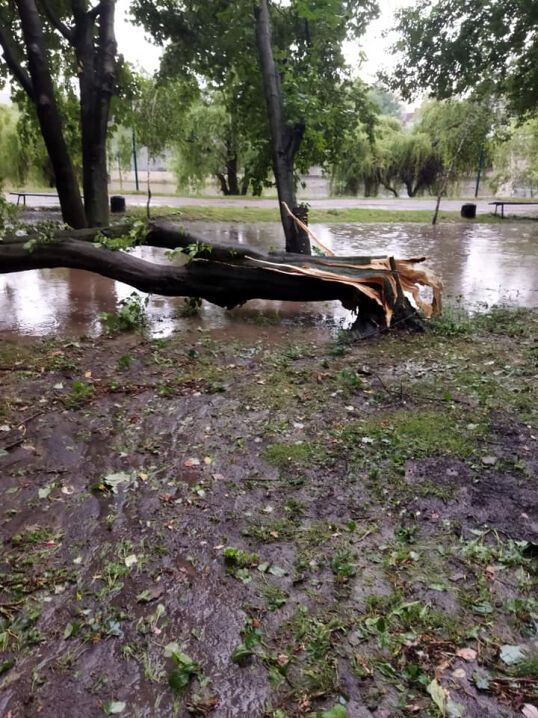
[1,309,537,717]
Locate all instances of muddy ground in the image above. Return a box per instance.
[0,307,537,718]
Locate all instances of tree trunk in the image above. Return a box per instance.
[15,0,86,229]
[226,156,241,195]
[254,0,310,255]
[432,134,468,225]
[364,177,379,197]
[216,173,230,196]
[405,181,417,198]
[73,0,117,227]
[380,181,398,198]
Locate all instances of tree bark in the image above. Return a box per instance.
[380,181,398,198]
[72,0,117,227]
[226,156,241,196]
[254,0,310,254]
[14,0,86,229]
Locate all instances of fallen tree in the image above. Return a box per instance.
[0,221,442,336]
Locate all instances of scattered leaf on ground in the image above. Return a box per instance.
[427,678,447,715]
[103,701,126,715]
[103,472,132,493]
[456,647,477,661]
[500,644,525,665]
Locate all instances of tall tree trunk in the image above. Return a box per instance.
[226,109,241,196]
[73,0,116,227]
[15,0,86,228]
[432,134,468,225]
[405,181,417,198]
[226,156,241,195]
[254,0,310,254]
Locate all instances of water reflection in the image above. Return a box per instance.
[1,221,537,337]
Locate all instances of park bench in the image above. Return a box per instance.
[9,192,125,213]
[489,200,538,218]
[9,191,59,207]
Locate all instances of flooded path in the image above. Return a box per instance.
[1,221,537,337]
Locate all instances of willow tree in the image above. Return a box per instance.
[331,115,442,198]
[490,118,538,196]
[171,96,255,196]
[0,104,26,186]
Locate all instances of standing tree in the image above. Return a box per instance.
[108,126,132,190]
[367,86,403,119]
[254,0,308,252]
[331,115,443,199]
[0,0,86,227]
[415,99,496,182]
[0,0,118,227]
[0,104,27,186]
[171,94,257,196]
[131,0,378,253]
[127,75,196,216]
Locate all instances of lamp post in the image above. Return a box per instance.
[132,125,140,192]
[474,144,485,198]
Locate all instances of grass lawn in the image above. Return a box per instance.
[129,204,510,224]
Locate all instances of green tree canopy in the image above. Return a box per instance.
[414,98,498,178]
[388,0,538,118]
[331,97,500,198]
[367,86,402,119]
[0,0,120,227]
[331,115,443,198]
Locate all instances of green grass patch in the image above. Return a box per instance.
[342,409,480,459]
[127,205,506,224]
[11,525,60,547]
[263,441,327,468]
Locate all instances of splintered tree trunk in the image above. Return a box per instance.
[16,0,86,228]
[254,0,310,255]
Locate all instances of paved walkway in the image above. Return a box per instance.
[5,192,538,217]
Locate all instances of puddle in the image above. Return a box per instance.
[1,221,537,338]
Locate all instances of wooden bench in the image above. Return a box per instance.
[489,200,538,218]
[9,191,59,207]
